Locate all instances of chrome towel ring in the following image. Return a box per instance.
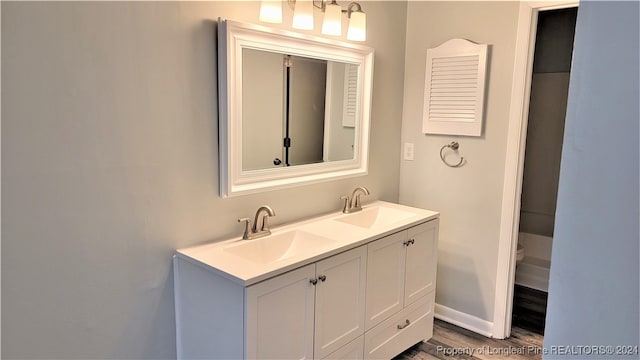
[440,141,465,168]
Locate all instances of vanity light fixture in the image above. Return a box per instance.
[258,0,367,41]
[321,0,343,36]
[345,3,366,41]
[259,0,283,23]
[292,0,314,30]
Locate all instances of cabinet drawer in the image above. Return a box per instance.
[363,293,434,360]
[322,335,364,360]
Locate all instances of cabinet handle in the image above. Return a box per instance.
[403,239,415,246]
[397,319,411,330]
[318,275,327,282]
[310,278,318,285]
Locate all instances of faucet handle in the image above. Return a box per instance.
[238,218,252,240]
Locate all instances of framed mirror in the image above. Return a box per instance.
[218,19,374,197]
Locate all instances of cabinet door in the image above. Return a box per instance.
[314,246,367,359]
[246,264,316,360]
[404,219,439,306]
[365,231,407,330]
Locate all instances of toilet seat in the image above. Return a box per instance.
[516,243,525,263]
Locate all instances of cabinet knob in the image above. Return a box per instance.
[318,275,327,282]
[310,278,318,285]
[403,239,415,246]
[397,319,411,330]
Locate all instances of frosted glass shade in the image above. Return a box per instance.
[321,3,342,36]
[259,0,283,24]
[292,0,314,30]
[347,11,366,41]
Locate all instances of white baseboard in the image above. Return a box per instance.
[434,303,494,338]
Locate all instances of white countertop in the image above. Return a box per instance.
[175,201,439,286]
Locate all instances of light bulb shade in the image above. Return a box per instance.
[321,3,342,36]
[259,0,283,23]
[292,0,314,30]
[347,11,366,41]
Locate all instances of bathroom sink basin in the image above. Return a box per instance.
[175,200,439,285]
[223,230,336,265]
[334,205,417,229]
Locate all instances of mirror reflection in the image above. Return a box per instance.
[242,48,359,171]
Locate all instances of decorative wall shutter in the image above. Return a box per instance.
[422,39,488,136]
[342,63,359,127]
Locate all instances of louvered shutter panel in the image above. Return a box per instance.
[422,39,488,136]
[342,63,359,127]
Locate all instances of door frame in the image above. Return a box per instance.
[492,0,579,339]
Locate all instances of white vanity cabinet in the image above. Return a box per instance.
[246,246,367,360]
[363,220,439,359]
[174,245,367,360]
[174,202,439,360]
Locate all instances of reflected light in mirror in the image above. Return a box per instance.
[321,1,342,36]
[292,0,314,30]
[259,0,283,23]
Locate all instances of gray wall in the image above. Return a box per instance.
[1,1,408,358]
[544,1,640,357]
[519,8,576,237]
[399,1,520,322]
[242,49,284,170]
[519,72,569,237]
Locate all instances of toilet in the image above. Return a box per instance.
[516,243,525,265]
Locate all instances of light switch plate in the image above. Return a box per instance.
[403,143,414,161]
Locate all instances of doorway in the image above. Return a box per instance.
[511,7,578,335]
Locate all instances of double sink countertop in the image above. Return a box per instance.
[175,201,439,286]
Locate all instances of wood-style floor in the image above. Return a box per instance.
[394,319,544,360]
[511,285,548,335]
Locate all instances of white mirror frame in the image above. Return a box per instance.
[218,19,374,197]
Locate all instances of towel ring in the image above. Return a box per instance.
[440,141,465,168]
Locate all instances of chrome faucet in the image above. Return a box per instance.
[341,187,370,213]
[238,205,276,240]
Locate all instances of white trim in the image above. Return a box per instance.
[434,303,494,338]
[492,0,578,339]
